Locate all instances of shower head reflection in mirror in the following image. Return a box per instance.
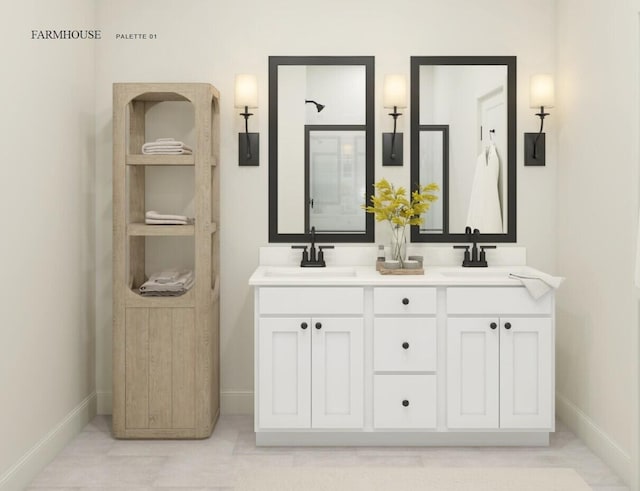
[269,56,375,243]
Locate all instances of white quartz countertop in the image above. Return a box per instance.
[249,265,549,287]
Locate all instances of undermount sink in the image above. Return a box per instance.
[263,266,357,278]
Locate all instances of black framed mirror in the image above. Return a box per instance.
[410,56,516,243]
[269,56,374,243]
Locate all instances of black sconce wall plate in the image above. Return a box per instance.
[382,133,403,166]
[524,132,545,166]
[239,133,259,166]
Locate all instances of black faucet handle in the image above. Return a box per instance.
[292,245,310,266]
[319,245,334,250]
[480,245,496,250]
[453,245,471,267]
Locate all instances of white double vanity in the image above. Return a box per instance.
[249,248,557,447]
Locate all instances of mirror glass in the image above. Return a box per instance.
[269,56,374,243]
[410,56,516,242]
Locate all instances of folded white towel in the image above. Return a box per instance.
[142,138,190,149]
[509,272,564,300]
[140,279,194,293]
[146,210,189,221]
[150,269,182,284]
[142,148,192,155]
[142,138,193,155]
[139,270,194,295]
[145,210,194,225]
[145,218,191,225]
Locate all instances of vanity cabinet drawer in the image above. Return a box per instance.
[447,287,552,315]
[373,287,436,315]
[374,374,436,429]
[374,318,436,372]
[259,287,364,315]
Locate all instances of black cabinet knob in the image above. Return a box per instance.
[402,342,410,349]
[301,322,308,330]
[402,400,410,407]
[490,322,497,330]
[402,298,410,305]
[504,322,512,330]
[315,322,322,330]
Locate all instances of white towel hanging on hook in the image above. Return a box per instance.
[466,143,503,233]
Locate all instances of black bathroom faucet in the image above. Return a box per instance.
[291,226,334,267]
[453,227,496,267]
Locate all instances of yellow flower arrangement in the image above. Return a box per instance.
[363,178,439,265]
[363,178,439,227]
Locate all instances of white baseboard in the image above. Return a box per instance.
[556,391,634,487]
[0,392,97,491]
[97,390,254,416]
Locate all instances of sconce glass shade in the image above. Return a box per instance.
[234,74,258,108]
[383,74,407,108]
[530,74,555,108]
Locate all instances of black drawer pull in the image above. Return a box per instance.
[490,322,497,330]
[504,322,512,330]
[315,322,322,330]
[402,342,410,349]
[402,298,410,305]
[301,322,308,330]
[402,400,410,407]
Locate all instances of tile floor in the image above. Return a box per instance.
[27,416,629,490]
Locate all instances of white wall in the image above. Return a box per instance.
[0,1,96,489]
[93,0,559,417]
[555,0,639,486]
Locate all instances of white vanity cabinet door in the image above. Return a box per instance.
[312,318,364,428]
[447,316,553,430]
[258,318,311,429]
[500,318,553,429]
[447,318,500,429]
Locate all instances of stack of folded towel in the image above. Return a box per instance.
[139,270,194,297]
[142,138,192,155]
[145,210,194,225]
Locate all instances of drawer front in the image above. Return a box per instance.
[259,287,364,315]
[447,287,552,315]
[374,374,436,429]
[374,318,436,372]
[373,287,436,315]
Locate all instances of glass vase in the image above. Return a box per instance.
[390,225,408,267]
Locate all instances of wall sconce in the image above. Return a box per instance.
[382,74,407,166]
[305,100,325,112]
[524,74,554,166]
[235,74,259,166]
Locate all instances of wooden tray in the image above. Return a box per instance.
[378,265,424,275]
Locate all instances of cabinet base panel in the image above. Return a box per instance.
[113,408,219,440]
[256,431,549,447]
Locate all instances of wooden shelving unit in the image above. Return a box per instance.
[112,83,220,439]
